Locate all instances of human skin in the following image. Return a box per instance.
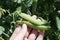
[9,15,44,40]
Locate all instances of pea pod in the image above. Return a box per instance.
[16,21,51,30]
[17,12,46,25]
[16,12,51,30]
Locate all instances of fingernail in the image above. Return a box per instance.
[22,24,27,27]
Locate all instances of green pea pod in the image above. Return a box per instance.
[16,21,51,30]
[18,12,46,25]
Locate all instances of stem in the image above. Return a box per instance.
[3,33,9,38]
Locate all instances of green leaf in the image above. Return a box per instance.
[0,8,6,12]
[0,8,6,18]
[32,0,38,12]
[56,16,60,31]
[26,0,33,7]
[16,6,21,12]
[0,37,4,40]
[11,0,22,3]
[11,0,17,2]
[0,26,5,35]
[0,12,2,18]
[17,0,22,3]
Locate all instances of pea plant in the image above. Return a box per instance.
[0,0,60,40]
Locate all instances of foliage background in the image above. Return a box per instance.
[0,0,60,40]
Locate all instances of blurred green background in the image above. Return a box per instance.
[0,0,60,40]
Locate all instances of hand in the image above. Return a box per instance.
[9,15,44,40]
